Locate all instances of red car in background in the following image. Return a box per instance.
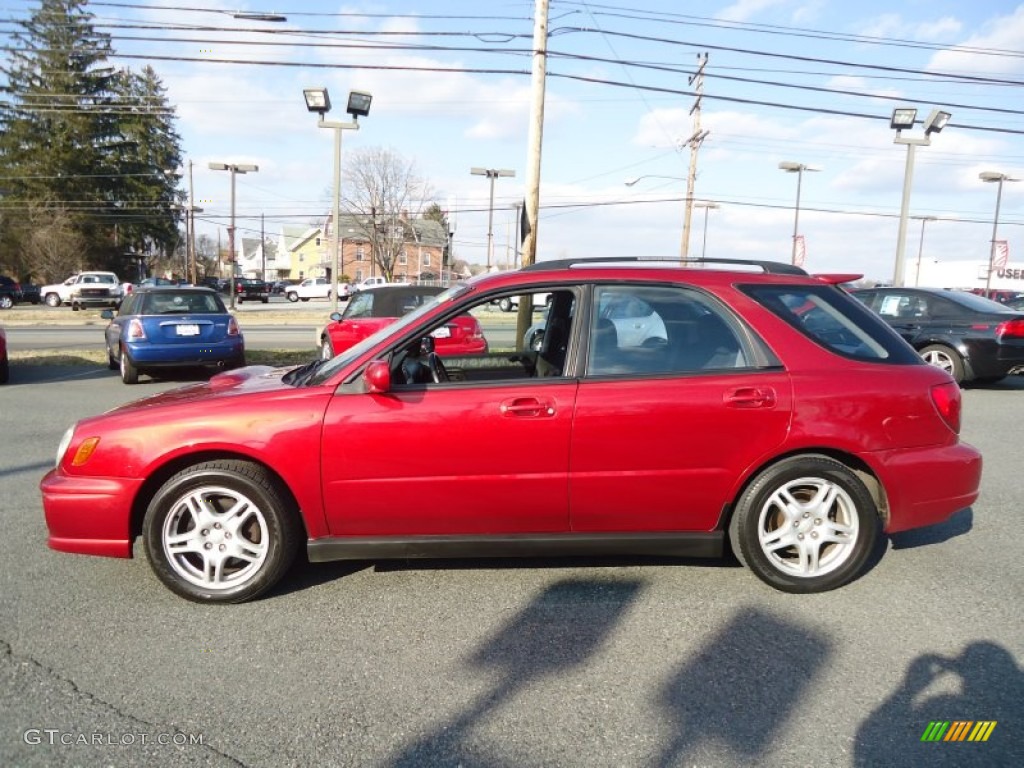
[319,284,487,359]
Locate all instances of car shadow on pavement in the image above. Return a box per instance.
[3,364,113,384]
[888,508,973,550]
[854,641,1023,767]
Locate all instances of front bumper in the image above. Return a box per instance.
[40,469,143,558]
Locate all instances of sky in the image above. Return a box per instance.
[3,0,1024,284]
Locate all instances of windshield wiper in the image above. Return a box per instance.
[282,358,327,386]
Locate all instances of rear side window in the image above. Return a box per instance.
[743,284,920,363]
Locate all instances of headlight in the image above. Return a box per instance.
[55,424,75,469]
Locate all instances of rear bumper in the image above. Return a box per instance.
[876,441,982,533]
[127,339,243,366]
[40,469,142,558]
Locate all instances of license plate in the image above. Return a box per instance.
[176,324,200,336]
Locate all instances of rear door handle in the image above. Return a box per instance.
[500,397,556,418]
[724,387,776,408]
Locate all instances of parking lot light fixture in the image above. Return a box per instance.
[891,105,951,287]
[980,172,1019,296]
[777,162,821,266]
[208,162,258,309]
[303,87,372,312]
[471,167,516,270]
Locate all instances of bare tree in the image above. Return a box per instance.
[24,204,89,282]
[342,147,433,281]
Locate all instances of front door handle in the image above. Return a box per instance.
[500,397,556,418]
[724,387,776,408]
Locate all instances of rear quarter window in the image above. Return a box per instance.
[742,284,921,363]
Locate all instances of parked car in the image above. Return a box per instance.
[19,282,42,305]
[526,292,667,351]
[0,325,8,383]
[286,277,340,302]
[352,276,390,292]
[100,286,245,384]
[851,286,1024,384]
[40,271,123,309]
[0,276,23,309]
[318,284,486,360]
[495,292,551,313]
[41,257,981,603]
[235,278,270,303]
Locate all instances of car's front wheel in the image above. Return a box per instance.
[286,292,298,302]
[729,455,880,593]
[44,293,61,307]
[143,460,300,603]
[919,344,965,383]
[498,297,514,312]
[0,295,13,310]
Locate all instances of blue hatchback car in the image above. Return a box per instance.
[102,286,245,384]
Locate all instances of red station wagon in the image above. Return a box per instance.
[319,284,487,360]
[41,258,982,603]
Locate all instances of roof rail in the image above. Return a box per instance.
[521,257,808,276]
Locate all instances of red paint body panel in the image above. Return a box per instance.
[41,472,142,557]
[321,381,577,535]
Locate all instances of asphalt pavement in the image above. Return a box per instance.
[0,368,1021,767]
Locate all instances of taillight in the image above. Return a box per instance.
[995,319,1024,340]
[227,317,240,336]
[930,382,962,434]
[127,318,146,341]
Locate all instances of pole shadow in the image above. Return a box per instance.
[651,608,832,767]
[386,577,644,767]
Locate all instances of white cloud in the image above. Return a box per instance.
[716,0,789,23]
[858,13,962,41]
[928,6,1024,74]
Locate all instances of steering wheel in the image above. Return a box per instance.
[426,352,449,383]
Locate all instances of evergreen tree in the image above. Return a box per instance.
[0,0,183,279]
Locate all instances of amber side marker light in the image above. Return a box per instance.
[71,437,100,466]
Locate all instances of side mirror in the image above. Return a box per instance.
[329,311,342,322]
[100,309,115,320]
[364,359,391,393]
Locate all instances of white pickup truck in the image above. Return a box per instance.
[285,277,350,302]
[41,271,124,310]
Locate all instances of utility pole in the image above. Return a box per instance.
[681,53,709,261]
[187,160,198,284]
[520,0,548,269]
[260,212,266,282]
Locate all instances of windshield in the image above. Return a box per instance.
[303,282,471,386]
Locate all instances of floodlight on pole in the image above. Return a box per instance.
[303,87,372,312]
[471,167,515,270]
[891,105,951,287]
[208,162,258,309]
[980,171,1019,296]
[778,161,821,266]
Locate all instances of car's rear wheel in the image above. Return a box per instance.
[287,292,298,302]
[0,295,13,310]
[119,346,139,384]
[919,344,965,383]
[498,297,514,312]
[143,460,300,603]
[44,293,61,307]
[107,347,118,370]
[729,455,880,593]
[320,336,334,360]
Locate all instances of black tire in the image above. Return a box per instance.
[0,295,13,310]
[320,336,334,361]
[287,292,298,302]
[498,297,514,313]
[728,455,880,593]
[107,347,118,371]
[142,460,300,603]
[301,297,310,302]
[226,354,246,370]
[919,344,965,384]
[71,302,80,312]
[261,297,269,304]
[0,357,8,384]
[44,293,61,307]
[119,346,139,384]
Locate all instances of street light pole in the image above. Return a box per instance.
[778,162,820,266]
[891,107,951,287]
[471,167,515,270]
[980,171,1019,296]
[303,87,372,313]
[209,162,258,309]
[913,215,937,286]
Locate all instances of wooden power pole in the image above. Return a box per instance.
[681,53,709,261]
